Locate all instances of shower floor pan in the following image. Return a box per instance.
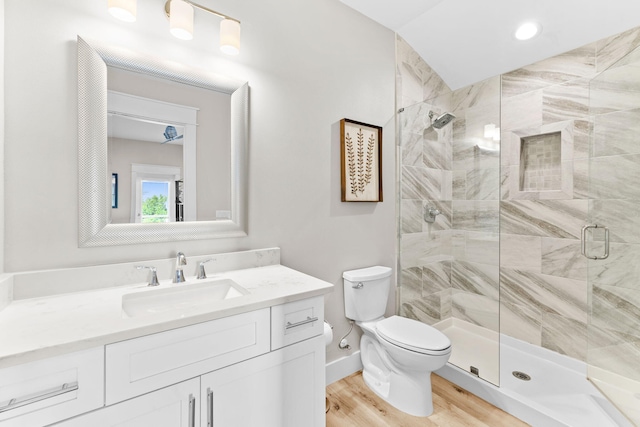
[435,319,632,427]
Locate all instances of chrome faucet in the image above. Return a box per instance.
[173,252,187,283]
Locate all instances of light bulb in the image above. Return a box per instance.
[515,22,542,41]
[170,0,194,41]
[108,0,136,22]
[220,19,241,55]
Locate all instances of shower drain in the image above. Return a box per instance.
[512,371,531,381]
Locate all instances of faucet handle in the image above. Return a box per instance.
[135,265,160,287]
[197,258,214,280]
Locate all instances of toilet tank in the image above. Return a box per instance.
[343,266,392,321]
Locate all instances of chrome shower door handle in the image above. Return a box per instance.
[581,224,609,260]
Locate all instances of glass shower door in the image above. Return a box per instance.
[587,44,640,426]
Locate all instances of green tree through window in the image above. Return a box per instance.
[142,194,168,223]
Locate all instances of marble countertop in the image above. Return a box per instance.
[0,264,333,369]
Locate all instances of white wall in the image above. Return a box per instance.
[0,0,4,275]
[3,0,396,363]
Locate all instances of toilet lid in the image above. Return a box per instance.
[376,316,451,353]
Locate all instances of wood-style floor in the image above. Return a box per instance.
[326,372,530,427]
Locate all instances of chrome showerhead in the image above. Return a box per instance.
[428,111,456,129]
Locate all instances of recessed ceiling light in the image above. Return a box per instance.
[515,22,542,41]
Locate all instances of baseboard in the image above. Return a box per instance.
[326,351,362,385]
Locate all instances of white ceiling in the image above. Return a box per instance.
[340,0,640,89]
[108,114,184,146]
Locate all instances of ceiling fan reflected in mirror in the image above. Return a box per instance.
[163,125,184,144]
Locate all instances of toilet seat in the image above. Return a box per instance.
[376,316,451,355]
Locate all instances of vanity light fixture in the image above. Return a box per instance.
[108,0,137,22]
[164,0,241,55]
[515,21,542,41]
[108,0,241,55]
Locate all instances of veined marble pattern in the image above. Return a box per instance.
[399,102,433,135]
[401,200,423,233]
[596,26,640,73]
[500,268,587,322]
[400,297,440,325]
[422,261,451,294]
[459,231,499,266]
[451,76,500,111]
[592,284,640,339]
[453,170,466,200]
[572,119,591,160]
[592,108,640,157]
[541,238,587,281]
[590,63,640,115]
[501,89,543,132]
[500,199,587,239]
[400,267,422,301]
[541,313,587,361]
[589,154,640,200]
[466,167,500,200]
[588,325,640,381]
[451,290,499,332]
[452,200,499,233]
[451,260,499,299]
[500,233,542,272]
[500,300,542,346]
[542,78,590,125]
[589,199,640,243]
[400,131,422,166]
[588,242,640,289]
[502,44,596,98]
[423,137,451,170]
[572,158,589,199]
[400,231,452,269]
[402,165,446,201]
[452,140,500,172]
[398,61,424,108]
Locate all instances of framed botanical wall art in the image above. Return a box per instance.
[340,118,383,202]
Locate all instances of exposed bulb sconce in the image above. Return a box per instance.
[164,0,241,55]
[108,0,137,22]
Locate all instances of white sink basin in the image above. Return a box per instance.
[122,278,249,318]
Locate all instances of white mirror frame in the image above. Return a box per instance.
[77,36,248,247]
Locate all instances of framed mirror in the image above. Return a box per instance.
[77,36,248,247]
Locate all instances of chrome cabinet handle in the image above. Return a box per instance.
[207,388,213,427]
[0,381,78,413]
[285,316,319,329]
[188,394,196,427]
[581,224,610,260]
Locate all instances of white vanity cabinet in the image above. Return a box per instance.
[202,335,325,427]
[53,378,200,427]
[4,295,326,427]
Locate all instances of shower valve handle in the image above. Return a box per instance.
[424,206,441,223]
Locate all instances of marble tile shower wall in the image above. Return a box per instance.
[396,35,454,325]
[397,27,640,370]
[500,26,640,362]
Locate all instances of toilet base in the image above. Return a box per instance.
[362,366,434,417]
[360,334,436,417]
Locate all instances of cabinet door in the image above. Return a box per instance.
[202,336,325,427]
[53,378,200,427]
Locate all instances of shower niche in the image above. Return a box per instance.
[519,132,561,192]
[507,122,575,200]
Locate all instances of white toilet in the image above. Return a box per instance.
[343,266,452,417]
